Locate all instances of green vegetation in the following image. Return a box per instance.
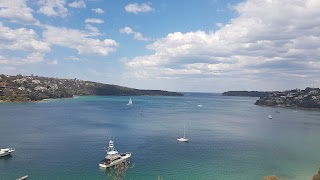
[223,88,320,110]
[261,176,284,180]
[313,168,320,180]
[0,74,182,102]
[255,87,320,109]
[222,91,270,97]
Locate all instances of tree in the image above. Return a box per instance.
[262,175,284,180]
[313,168,320,180]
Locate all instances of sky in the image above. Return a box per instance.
[0,0,320,92]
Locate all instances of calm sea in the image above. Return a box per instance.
[0,93,319,180]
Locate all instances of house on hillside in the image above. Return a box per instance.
[0,85,5,96]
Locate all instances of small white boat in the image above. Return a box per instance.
[16,175,28,180]
[197,104,203,107]
[268,115,272,119]
[0,148,15,157]
[99,140,131,169]
[127,98,133,106]
[177,125,189,142]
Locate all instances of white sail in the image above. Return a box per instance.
[127,98,132,106]
[177,125,189,142]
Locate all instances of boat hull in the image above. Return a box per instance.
[177,138,189,142]
[0,148,14,157]
[99,153,131,169]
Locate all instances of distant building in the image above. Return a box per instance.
[34,86,46,91]
[13,78,27,83]
[32,79,41,84]
[309,90,319,95]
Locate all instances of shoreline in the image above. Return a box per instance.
[255,104,320,111]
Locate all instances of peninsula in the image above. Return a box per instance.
[223,88,320,110]
[255,87,320,109]
[0,74,182,102]
[222,91,270,97]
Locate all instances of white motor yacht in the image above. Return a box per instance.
[0,148,15,157]
[99,140,131,169]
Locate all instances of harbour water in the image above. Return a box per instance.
[0,93,320,180]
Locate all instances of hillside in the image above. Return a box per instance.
[255,87,320,109]
[222,91,270,97]
[0,74,182,102]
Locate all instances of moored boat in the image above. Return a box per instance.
[177,125,189,142]
[0,148,15,157]
[16,175,28,180]
[99,140,131,169]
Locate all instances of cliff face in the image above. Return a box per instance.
[0,74,182,102]
[255,88,320,109]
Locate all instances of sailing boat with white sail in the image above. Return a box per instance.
[127,98,132,106]
[177,125,189,142]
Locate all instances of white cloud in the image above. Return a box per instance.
[216,23,223,28]
[125,3,153,14]
[119,26,149,41]
[85,24,103,36]
[92,8,104,14]
[48,59,58,65]
[68,0,86,8]
[0,23,51,52]
[125,0,320,90]
[37,0,68,17]
[0,0,38,24]
[65,56,80,61]
[43,26,118,56]
[0,52,45,65]
[85,18,104,24]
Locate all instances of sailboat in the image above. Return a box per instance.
[127,98,132,106]
[177,125,189,142]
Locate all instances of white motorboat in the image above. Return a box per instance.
[268,115,272,119]
[99,140,131,169]
[0,148,15,157]
[177,125,189,142]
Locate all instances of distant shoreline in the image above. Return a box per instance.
[0,74,183,103]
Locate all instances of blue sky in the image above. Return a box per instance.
[0,0,320,92]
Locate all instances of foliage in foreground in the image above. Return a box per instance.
[262,175,284,180]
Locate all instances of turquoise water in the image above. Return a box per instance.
[0,93,319,180]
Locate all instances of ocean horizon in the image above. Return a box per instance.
[1,93,319,180]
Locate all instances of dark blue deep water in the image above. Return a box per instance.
[1,93,320,179]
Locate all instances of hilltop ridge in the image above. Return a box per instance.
[0,74,182,102]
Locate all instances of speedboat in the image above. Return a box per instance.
[99,140,131,169]
[0,148,15,157]
[268,115,272,119]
